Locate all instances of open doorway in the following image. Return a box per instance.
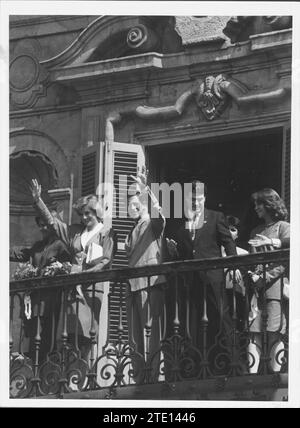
[148,127,284,248]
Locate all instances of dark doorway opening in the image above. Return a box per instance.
[148,128,283,248]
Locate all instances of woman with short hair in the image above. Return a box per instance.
[30,179,117,363]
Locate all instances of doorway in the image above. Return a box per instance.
[148,128,284,247]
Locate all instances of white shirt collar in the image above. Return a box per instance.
[81,222,103,249]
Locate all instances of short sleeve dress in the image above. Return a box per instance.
[248,220,290,334]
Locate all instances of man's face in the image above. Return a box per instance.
[37,220,51,238]
[229,225,238,241]
[128,195,146,220]
[184,191,206,219]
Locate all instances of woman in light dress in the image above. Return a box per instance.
[247,188,290,374]
[30,179,117,363]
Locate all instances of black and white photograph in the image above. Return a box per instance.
[1,1,300,409]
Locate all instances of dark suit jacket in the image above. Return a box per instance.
[10,237,71,317]
[176,208,237,289]
[10,237,70,270]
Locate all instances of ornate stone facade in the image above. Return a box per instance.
[9,14,292,257]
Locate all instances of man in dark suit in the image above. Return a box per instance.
[10,213,71,362]
[167,181,241,372]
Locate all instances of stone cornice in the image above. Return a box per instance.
[41,16,166,70]
[250,28,292,51]
[189,57,291,80]
[10,104,81,119]
[50,52,164,83]
[46,29,291,85]
[10,56,291,119]
[133,111,291,146]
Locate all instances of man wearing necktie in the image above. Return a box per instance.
[189,212,200,241]
[125,168,166,382]
[167,180,242,374]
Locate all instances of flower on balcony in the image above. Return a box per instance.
[13,262,39,280]
[41,261,72,277]
[13,261,72,280]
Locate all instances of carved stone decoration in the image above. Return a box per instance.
[10,38,49,109]
[127,25,148,48]
[126,24,160,53]
[262,16,293,31]
[105,74,290,143]
[223,16,292,44]
[223,16,255,43]
[194,74,230,121]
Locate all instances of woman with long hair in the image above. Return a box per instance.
[247,188,290,374]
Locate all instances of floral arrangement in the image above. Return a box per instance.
[13,262,39,280]
[41,261,72,277]
[13,261,72,280]
[253,264,265,276]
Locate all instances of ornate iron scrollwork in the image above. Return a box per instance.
[95,341,146,388]
[10,354,34,398]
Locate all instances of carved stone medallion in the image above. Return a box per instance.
[10,38,49,109]
[10,54,39,92]
[194,74,230,121]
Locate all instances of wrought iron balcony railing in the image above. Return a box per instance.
[10,249,289,399]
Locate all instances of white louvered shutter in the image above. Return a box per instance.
[104,142,145,342]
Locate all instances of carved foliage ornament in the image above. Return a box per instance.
[194,74,230,121]
[106,73,290,146]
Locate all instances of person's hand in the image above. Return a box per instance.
[130,166,148,194]
[70,264,82,274]
[248,234,272,248]
[248,270,265,290]
[29,179,41,202]
[166,238,178,258]
[229,269,242,283]
[248,270,260,282]
[251,273,261,283]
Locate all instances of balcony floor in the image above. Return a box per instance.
[47,374,288,401]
